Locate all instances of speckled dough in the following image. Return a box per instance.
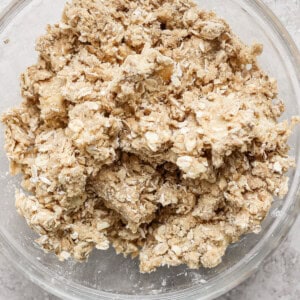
[1,0,299,273]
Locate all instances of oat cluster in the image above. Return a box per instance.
[2,0,298,273]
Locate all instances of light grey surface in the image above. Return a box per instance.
[0,0,300,299]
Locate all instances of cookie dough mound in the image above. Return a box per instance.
[2,0,298,273]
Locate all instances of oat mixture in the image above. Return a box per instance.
[2,0,298,273]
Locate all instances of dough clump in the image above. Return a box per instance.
[2,0,298,272]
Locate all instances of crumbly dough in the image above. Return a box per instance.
[2,0,299,273]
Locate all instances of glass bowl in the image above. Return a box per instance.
[0,0,300,299]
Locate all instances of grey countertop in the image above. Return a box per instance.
[0,0,300,299]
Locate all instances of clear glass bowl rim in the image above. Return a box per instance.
[0,0,300,299]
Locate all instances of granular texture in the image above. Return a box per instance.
[2,0,299,273]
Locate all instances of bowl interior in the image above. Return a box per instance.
[0,0,299,299]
